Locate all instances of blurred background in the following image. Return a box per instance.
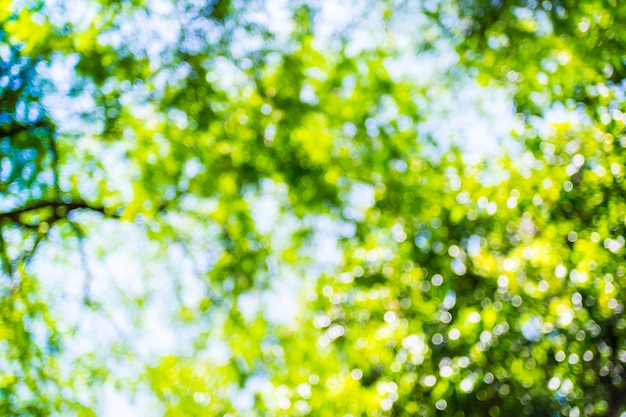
[1,0,626,416]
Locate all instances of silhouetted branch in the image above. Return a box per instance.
[0,200,121,225]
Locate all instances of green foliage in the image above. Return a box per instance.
[2,0,626,416]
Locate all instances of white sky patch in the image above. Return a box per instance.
[263,269,300,325]
[258,0,294,42]
[135,301,179,358]
[544,101,587,128]
[344,182,374,222]
[204,339,232,366]
[100,383,145,417]
[208,57,249,95]
[315,1,357,43]
[42,0,100,30]
[238,291,262,322]
[417,76,518,160]
[309,215,354,274]
[250,193,281,234]
[384,51,458,85]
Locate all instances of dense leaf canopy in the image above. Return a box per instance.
[2,0,626,416]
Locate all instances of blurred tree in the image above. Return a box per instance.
[1,0,626,416]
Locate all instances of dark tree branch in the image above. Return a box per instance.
[0,200,121,225]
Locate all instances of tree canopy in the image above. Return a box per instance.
[2,0,626,416]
